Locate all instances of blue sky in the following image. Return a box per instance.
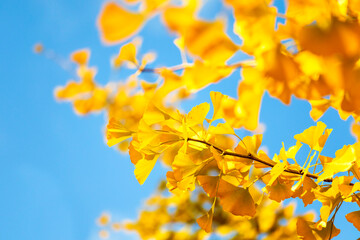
[0,0,359,239]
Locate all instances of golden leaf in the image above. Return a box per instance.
[106,118,133,147]
[113,42,138,68]
[182,61,233,91]
[163,4,238,63]
[98,2,145,44]
[186,102,210,127]
[294,121,331,151]
[235,134,262,157]
[134,155,158,185]
[208,122,235,135]
[318,144,358,182]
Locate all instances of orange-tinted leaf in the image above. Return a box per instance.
[197,209,213,233]
[197,176,256,216]
[163,4,238,63]
[297,218,317,240]
[71,49,90,65]
[254,150,275,168]
[345,210,360,231]
[197,175,219,198]
[292,177,317,207]
[297,218,340,240]
[218,183,256,217]
[267,179,293,202]
[351,121,360,141]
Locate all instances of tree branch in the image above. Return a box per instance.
[187,138,345,185]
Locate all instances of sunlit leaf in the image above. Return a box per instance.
[186,102,210,127]
[294,121,331,151]
[98,2,145,44]
[134,155,158,185]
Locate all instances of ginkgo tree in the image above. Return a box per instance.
[36,0,360,239]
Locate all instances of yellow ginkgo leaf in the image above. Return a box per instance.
[113,42,138,68]
[98,2,145,44]
[186,102,210,127]
[318,143,358,182]
[166,170,195,195]
[163,4,238,63]
[55,80,95,100]
[182,61,233,91]
[236,77,264,130]
[134,155,158,185]
[144,0,167,13]
[294,121,331,151]
[235,134,262,157]
[208,122,235,135]
[286,141,303,162]
[73,88,108,115]
[106,118,133,147]
[267,162,287,186]
[210,91,229,120]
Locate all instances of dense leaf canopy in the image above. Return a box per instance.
[37,0,360,239]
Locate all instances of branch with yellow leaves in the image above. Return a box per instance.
[186,137,335,184]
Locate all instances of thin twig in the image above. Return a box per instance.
[186,138,353,185]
